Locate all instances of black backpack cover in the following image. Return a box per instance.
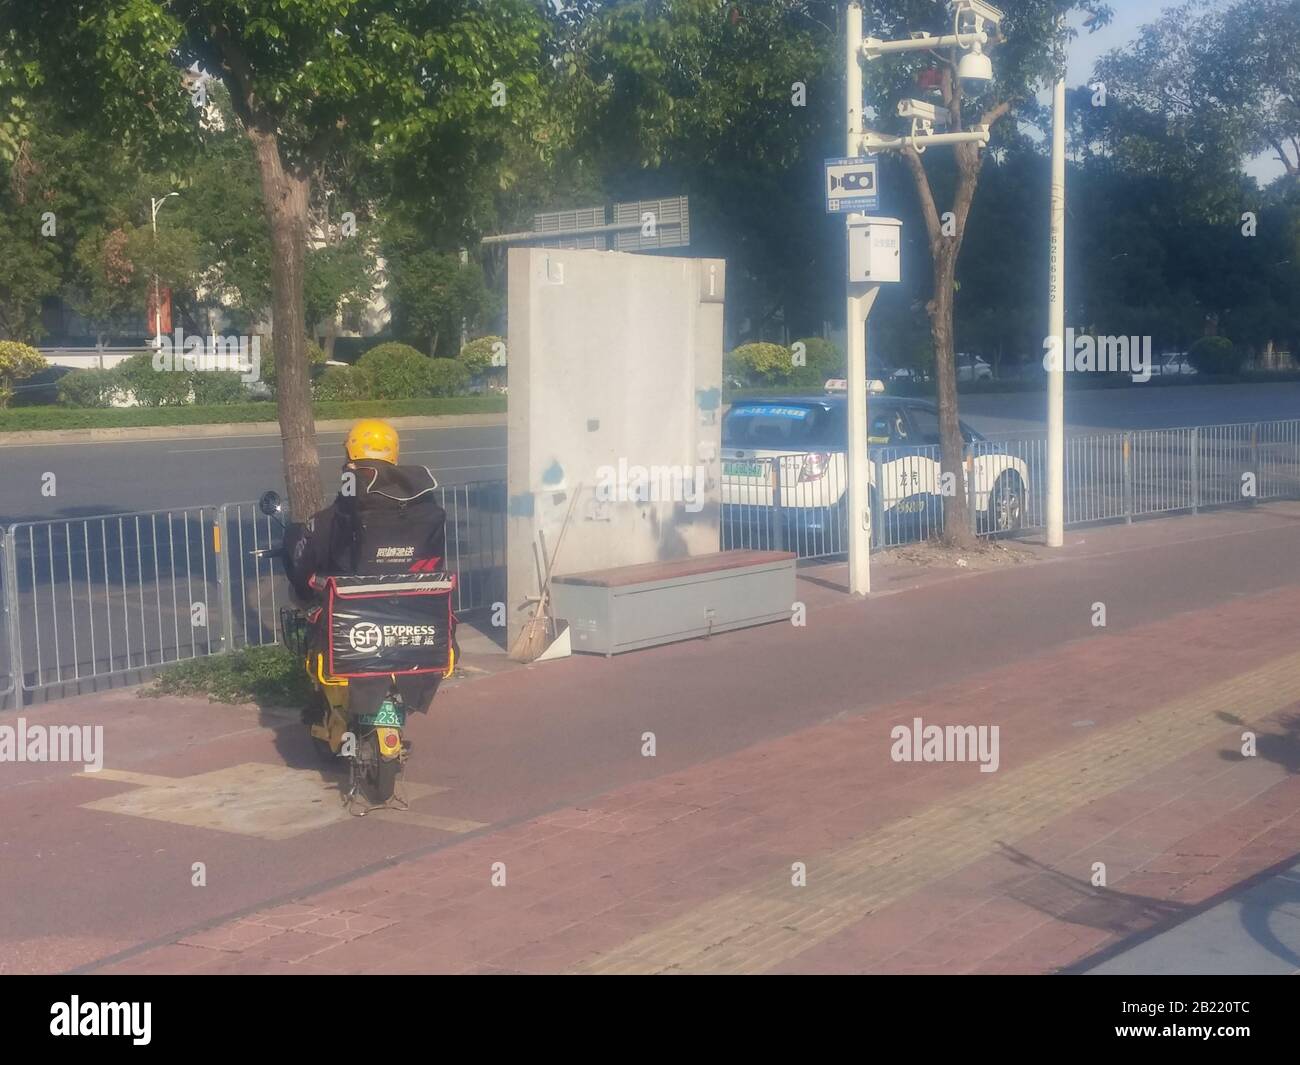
[344,462,447,574]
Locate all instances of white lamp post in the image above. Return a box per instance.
[150,192,179,350]
[1047,22,1067,548]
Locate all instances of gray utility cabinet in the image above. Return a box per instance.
[549,549,796,656]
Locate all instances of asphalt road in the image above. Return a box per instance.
[0,423,506,525]
[0,382,1296,523]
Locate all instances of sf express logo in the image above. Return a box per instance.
[347,621,438,653]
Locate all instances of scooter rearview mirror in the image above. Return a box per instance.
[258,490,283,519]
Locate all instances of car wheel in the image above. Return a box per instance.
[989,472,1025,533]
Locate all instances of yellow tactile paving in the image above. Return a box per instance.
[576,650,1300,974]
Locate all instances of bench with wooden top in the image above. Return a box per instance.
[549,549,796,656]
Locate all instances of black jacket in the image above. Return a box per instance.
[285,460,447,599]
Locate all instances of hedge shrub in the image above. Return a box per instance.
[314,364,373,402]
[426,358,470,397]
[58,368,122,408]
[115,353,193,406]
[357,342,432,399]
[190,370,249,405]
[789,336,843,386]
[1187,336,1245,375]
[0,340,47,409]
[727,342,796,387]
[356,342,470,399]
[459,335,505,376]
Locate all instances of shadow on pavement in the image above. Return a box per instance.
[1215,710,1300,775]
[995,843,1189,938]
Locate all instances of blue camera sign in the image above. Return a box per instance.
[825,156,880,213]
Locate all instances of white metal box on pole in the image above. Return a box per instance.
[847,218,903,284]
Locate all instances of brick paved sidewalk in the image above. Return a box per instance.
[94,585,1300,975]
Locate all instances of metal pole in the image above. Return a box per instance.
[1046,72,1066,547]
[4,527,24,698]
[213,508,235,653]
[151,199,163,351]
[846,1,874,596]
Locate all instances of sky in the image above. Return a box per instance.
[1064,0,1284,183]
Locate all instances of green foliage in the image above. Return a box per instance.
[352,343,471,399]
[0,396,504,433]
[313,364,373,402]
[789,336,843,386]
[383,243,495,357]
[459,335,504,376]
[357,342,433,399]
[189,370,248,406]
[727,342,796,387]
[143,645,313,708]
[0,212,60,342]
[425,358,470,397]
[58,357,249,408]
[1093,0,1298,210]
[0,338,46,407]
[112,352,190,406]
[68,221,200,344]
[3,0,547,512]
[1188,336,1245,375]
[305,240,374,335]
[261,339,326,396]
[57,368,120,408]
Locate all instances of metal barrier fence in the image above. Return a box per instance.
[3,507,222,694]
[0,482,507,698]
[721,419,1300,559]
[2,421,1297,699]
[0,533,14,701]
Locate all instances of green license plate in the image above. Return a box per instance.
[724,461,764,477]
[360,701,405,728]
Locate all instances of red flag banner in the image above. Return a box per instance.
[145,286,173,335]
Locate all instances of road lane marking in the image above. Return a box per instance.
[0,424,506,450]
[575,650,1300,974]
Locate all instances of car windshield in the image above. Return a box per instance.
[723,402,846,448]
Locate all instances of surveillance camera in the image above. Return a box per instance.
[949,0,1004,30]
[897,98,951,128]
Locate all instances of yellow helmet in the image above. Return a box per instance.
[345,419,399,463]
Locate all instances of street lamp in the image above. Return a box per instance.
[1047,17,1067,548]
[149,192,180,350]
[842,1,1001,596]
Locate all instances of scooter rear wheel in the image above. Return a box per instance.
[372,755,399,803]
[359,732,399,803]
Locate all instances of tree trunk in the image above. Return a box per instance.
[928,243,976,549]
[247,126,323,521]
